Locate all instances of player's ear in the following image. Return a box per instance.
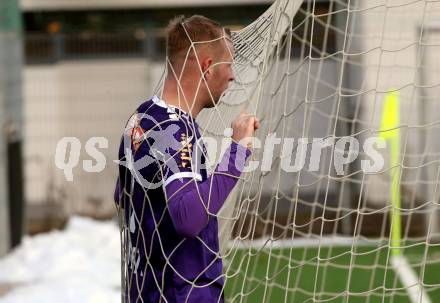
[201,57,213,80]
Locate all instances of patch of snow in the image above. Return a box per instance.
[0,216,121,303]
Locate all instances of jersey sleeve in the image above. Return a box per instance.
[164,142,251,237]
[133,111,204,187]
[119,109,204,189]
[152,118,203,187]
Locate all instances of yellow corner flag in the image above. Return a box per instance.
[380,90,401,256]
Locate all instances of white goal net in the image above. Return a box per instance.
[118,0,440,302]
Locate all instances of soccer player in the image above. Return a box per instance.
[114,15,259,303]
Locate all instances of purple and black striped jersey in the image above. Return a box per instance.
[115,96,250,303]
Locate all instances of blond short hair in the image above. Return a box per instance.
[165,15,231,65]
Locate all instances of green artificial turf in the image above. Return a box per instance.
[224,242,440,303]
